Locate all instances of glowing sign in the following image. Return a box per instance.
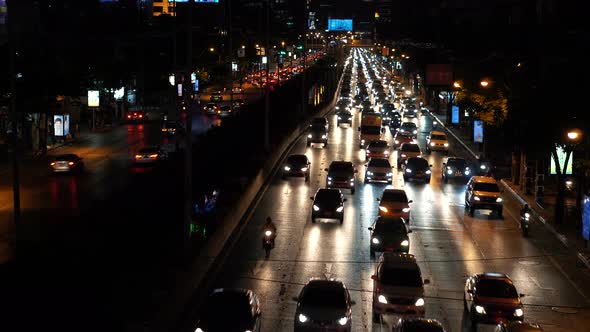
[88,90,100,107]
[328,19,353,31]
[550,145,573,175]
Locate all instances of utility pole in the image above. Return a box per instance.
[264,0,270,151]
[301,14,307,119]
[183,0,194,249]
[7,0,21,229]
[228,0,234,113]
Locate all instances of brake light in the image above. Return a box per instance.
[127,114,131,118]
[68,162,75,166]
[50,162,56,166]
[149,154,158,159]
[135,154,142,159]
[139,114,143,118]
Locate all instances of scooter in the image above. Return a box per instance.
[262,230,274,258]
[520,212,530,237]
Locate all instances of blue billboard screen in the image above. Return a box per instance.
[328,19,353,31]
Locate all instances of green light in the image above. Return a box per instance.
[297,45,303,50]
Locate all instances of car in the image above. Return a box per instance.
[403,107,418,118]
[442,157,471,182]
[336,110,353,127]
[371,253,427,321]
[426,130,449,154]
[393,318,447,332]
[218,105,234,117]
[232,98,246,109]
[210,91,223,102]
[389,115,402,130]
[50,154,84,173]
[365,158,394,184]
[283,154,311,181]
[494,321,543,332]
[399,122,418,138]
[353,94,364,106]
[335,99,351,112]
[365,140,390,160]
[310,188,346,223]
[465,176,504,217]
[203,102,219,115]
[134,146,167,165]
[397,143,421,168]
[126,110,146,122]
[377,188,412,222]
[368,216,411,256]
[403,157,432,183]
[464,272,524,328]
[311,116,329,131]
[325,161,357,194]
[161,121,182,136]
[294,278,354,332]
[307,124,328,147]
[393,131,414,151]
[231,86,243,94]
[194,288,261,332]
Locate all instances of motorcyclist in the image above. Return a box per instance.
[262,216,277,247]
[520,204,531,219]
[476,154,492,176]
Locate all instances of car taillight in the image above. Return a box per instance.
[149,154,158,159]
[68,162,75,166]
[127,115,131,118]
[50,162,56,166]
[135,155,142,159]
[139,114,143,118]
[161,128,166,131]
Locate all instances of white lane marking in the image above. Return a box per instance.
[530,276,556,291]
[547,255,590,306]
[324,263,333,279]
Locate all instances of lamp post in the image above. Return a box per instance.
[554,128,583,224]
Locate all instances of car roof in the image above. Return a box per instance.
[376,216,406,225]
[407,157,429,164]
[330,161,353,167]
[500,321,544,332]
[430,130,447,136]
[477,272,511,281]
[399,318,445,331]
[305,278,346,289]
[472,176,497,184]
[379,252,418,266]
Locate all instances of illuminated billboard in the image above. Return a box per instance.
[328,19,353,31]
[550,146,573,175]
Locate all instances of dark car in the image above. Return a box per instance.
[307,124,328,147]
[399,122,418,137]
[161,121,182,136]
[325,161,357,194]
[337,111,353,127]
[134,146,167,165]
[50,154,84,173]
[494,321,543,332]
[283,154,311,181]
[126,110,146,122]
[368,216,411,256]
[393,318,447,332]
[204,102,219,115]
[335,99,351,112]
[442,157,471,182]
[403,157,432,183]
[294,279,354,332]
[218,105,234,117]
[311,188,346,223]
[464,272,524,328]
[232,98,246,109]
[389,115,402,130]
[194,288,261,332]
[311,117,329,131]
[210,91,223,102]
[404,107,418,118]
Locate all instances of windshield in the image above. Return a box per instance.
[287,155,307,165]
[431,134,447,140]
[360,126,382,135]
[316,190,341,201]
[300,286,346,308]
[369,159,391,168]
[401,123,417,129]
[401,144,420,152]
[369,141,388,148]
[310,124,326,131]
[407,158,428,168]
[381,191,408,202]
[375,221,406,233]
[476,279,518,298]
[379,267,422,287]
[473,183,500,192]
[447,159,467,168]
[203,292,253,323]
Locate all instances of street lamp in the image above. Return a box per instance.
[453,82,461,88]
[567,129,581,141]
[480,80,490,87]
[209,47,215,52]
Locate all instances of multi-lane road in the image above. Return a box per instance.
[192,105,590,331]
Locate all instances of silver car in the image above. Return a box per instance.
[50,154,84,173]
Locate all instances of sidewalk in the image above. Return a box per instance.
[426,107,590,269]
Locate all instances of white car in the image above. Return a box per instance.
[134,146,168,165]
[426,130,449,154]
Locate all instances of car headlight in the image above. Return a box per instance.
[402,207,410,213]
[447,170,453,174]
[430,142,435,146]
[496,197,503,203]
[394,140,399,144]
[387,172,393,176]
[401,154,407,158]
[378,295,388,304]
[415,298,425,306]
[336,206,344,213]
[335,106,340,110]
[401,240,409,246]
[366,150,371,154]
[379,206,388,212]
[465,170,470,175]
[308,134,312,138]
[361,139,365,143]
[480,164,486,170]
[514,308,524,317]
[367,171,373,176]
[195,328,204,332]
[322,135,327,139]
[338,116,342,119]
[444,143,449,147]
[298,314,308,323]
[384,150,389,155]
[338,317,348,326]
[475,305,486,314]
[405,168,412,173]
[313,205,320,211]
[426,170,431,174]
[301,167,308,172]
[413,130,417,134]
[473,196,480,201]
[284,166,291,171]
[350,178,355,182]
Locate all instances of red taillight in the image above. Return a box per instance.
[139,114,143,118]
[149,154,158,159]
[127,115,131,118]
[135,154,142,159]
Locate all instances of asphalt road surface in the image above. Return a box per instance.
[193,110,590,331]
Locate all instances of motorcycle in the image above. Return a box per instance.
[476,160,493,176]
[520,212,530,237]
[262,230,274,258]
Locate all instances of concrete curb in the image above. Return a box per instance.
[149,64,345,332]
[499,179,590,269]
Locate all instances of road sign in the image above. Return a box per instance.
[473,120,483,143]
[583,195,590,241]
